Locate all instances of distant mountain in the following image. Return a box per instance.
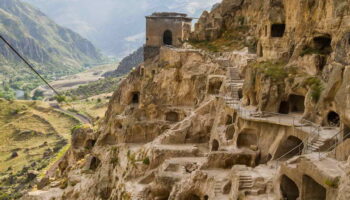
[0,0,103,92]
[23,0,221,57]
[104,47,144,78]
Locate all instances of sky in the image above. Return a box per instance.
[23,0,221,57]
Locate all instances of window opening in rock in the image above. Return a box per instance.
[280,175,299,200]
[90,157,101,170]
[208,80,223,95]
[131,92,140,104]
[212,139,219,151]
[226,115,233,125]
[237,132,258,148]
[271,24,286,37]
[225,125,235,140]
[166,111,179,122]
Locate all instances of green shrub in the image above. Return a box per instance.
[325,178,339,188]
[254,61,288,82]
[71,124,83,133]
[142,157,150,165]
[54,95,67,103]
[304,77,324,102]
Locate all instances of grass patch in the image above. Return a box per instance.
[253,60,288,82]
[300,47,332,57]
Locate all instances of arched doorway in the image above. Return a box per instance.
[274,136,303,160]
[163,30,173,45]
[280,175,299,200]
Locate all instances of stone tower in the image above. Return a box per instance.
[144,12,192,60]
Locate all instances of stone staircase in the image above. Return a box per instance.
[239,174,254,190]
[306,136,327,153]
[131,193,146,200]
[214,180,223,196]
[225,67,243,104]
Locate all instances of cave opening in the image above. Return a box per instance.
[204,195,209,200]
[271,24,286,37]
[280,175,300,200]
[327,111,340,127]
[237,130,258,149]
[212,139,219,151]
[89,157,101,170]
[225,125,235,140]
[208,79,223,95]
[131,92,140,104]
[289,95,305,113]
[166,111,179,122]
[223,181,232,194]
[312,35,332,55]
[274,136,303,160]
[226,115,233,125]
[238,88,243,99]
[279,101,290,114]
[302,175,326,200]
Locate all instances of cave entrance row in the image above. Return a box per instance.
[278,95,305,114]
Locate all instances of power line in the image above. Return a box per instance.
[0,35,62,97]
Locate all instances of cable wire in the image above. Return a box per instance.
[0,35,62,97]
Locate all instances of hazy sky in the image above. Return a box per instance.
[24,0,221,57]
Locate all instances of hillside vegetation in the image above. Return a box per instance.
[0,99,80,199]
[0,0,104,98]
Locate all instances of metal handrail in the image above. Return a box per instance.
[320,131,350,159]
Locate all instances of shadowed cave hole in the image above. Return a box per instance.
[212,139,219,151]
[237,131,258,149]
[208,80,223,95]
[274,136,303,160]
[225,125,235,140]
[163,30,173,45]
[226,115,233,125]
[327,111,340,127]
[280,175,299,200]
[302,175,326,200]
[271,24,286,37]
[166,111,179,122]
[204,195,209,200]
[131,91,140,104]
[223,182,232,194]
[89,157,101,170]
[313,35,332,55]
[278,95,305,114]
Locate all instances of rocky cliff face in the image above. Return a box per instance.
[24,0,350,200]
[0,0,102,79]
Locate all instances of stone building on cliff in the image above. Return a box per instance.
[144,12,192,60]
